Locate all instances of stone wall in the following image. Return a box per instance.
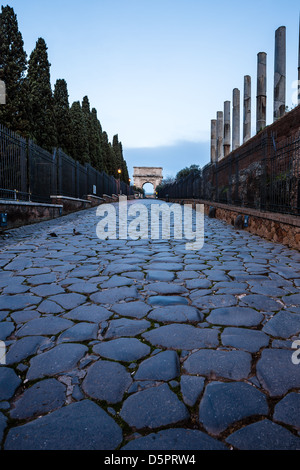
[0,200,63,230]
[168,198,300,251]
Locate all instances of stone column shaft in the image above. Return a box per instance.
[211,119,217,163]
[232,88,240,151]
[223,101,231,157]
[243,75,251,143]
[274,26,286,121]
[216,111,224,161]
[257,52,267,133]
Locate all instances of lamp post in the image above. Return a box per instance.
[118,169,122,195]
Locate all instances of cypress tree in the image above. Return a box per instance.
[90,107,104,171]
[53,79,73,155]
[112,134,125,179]
[0,5,28,134]
[27,37,57,151]
[69,101,89,164]
[101,131,116,175]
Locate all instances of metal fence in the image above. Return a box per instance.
[0,124,133,203]
[159,131,300,216]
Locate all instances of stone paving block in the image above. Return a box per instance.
[144,282,188,295]
[147,296,189,306]
[10,310,41,324]
[99,276,134,288]
[262,311,300,338]
[10,378,66,420]
[4,400,123,450]
[146,270,175,281]
[147,305,203,323]
[26,343,88,381]
[256,349,300,397]
[207,307,264,327]
[190,294,237,309]
[226,419,300,450]
[0,367,21,401]
[120,383,189,429]
[63,282,99,294]
[134,350,180,381]
[37,300,65,314]
[147,262,183,271]
[0,322,15,340]
[183,349,252,380]
[240,294,282,312]
[62,304,112,323]
[111,301,151,319]
[143,324,219,350]
[221,327,269,353]
[282,294,300,307]
[180,375,205,407]
[90,286,139,304]
[199,382,269,435]
[93,337,150,362]
[105,318,150,339]
[103,263,142,275]
[0,294,42,311]
[57,322,98,343]
[26,274,57,285]
[273,393,300,430]
[6,336,47,364]
[82,360,132,404]
[30,284,65,297]
[15,317,73,337]
[47,293,87,310]
[122,428,227,450]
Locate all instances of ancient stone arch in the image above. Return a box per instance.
[133,167,163,192]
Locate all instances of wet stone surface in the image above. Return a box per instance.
[0,200,300,450]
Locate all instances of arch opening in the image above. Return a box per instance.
[143,182,155,197]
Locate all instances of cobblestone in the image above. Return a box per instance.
[0,200,300,450]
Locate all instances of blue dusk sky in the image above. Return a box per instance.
[5,0,300,181]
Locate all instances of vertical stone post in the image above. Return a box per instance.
[211,119,217,163]
[223,101,231,157]
[232,88,240,151]
[243,75,251,143]
[274,26,286,121]
[216,111,224,161]
[256,52,267,133]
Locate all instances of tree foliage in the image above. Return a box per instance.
[0,5,28,133]
[0,5,130,180]
[176,164,201,180]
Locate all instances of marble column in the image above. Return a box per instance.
[243,75,251,143]
[216,111,224,161]
[257,52,267,133]
[211,119,217,163]
[223,101,231,157]
[274,26,286,120]
[232,88,240,151]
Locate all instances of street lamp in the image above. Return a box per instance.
[118,169,122,195]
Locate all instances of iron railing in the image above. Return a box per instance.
[159,132,300,216]
[0,124,133,203]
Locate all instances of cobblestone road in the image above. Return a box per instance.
[0,199,300,450]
